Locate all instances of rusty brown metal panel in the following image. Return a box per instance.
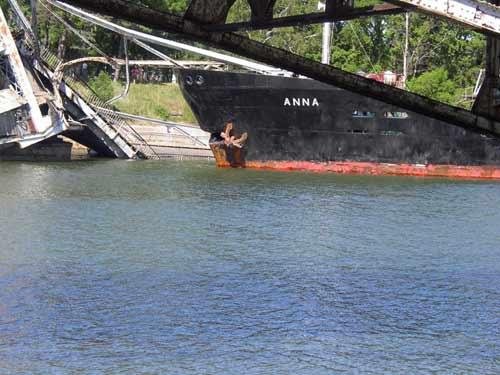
[64,0,500,136]
[184,0,237,24]
[205,3,404,32]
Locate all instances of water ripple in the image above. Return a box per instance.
[0,161,499,374]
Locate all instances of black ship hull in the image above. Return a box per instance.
[178,69,500,178]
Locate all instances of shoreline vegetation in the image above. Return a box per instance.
[114,82,198,125]
[88,71,197,124]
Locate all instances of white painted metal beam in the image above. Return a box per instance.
[131,38,185,68]
[114,60,224,67]
[388,0,500,36]
[0,6,51,133]
[0,88,25,114]
[6,0,35,36]
[45,0,287,74]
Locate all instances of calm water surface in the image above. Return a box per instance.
[0,160,499,374]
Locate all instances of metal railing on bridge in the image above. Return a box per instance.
[388,0,500,37]
[36,46,160,159]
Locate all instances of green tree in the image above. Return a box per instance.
[89,71,114,101]
[407,67,459,104]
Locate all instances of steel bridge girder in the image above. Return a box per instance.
[387,0,500,36]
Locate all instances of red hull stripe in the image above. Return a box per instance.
[231,161,500,179]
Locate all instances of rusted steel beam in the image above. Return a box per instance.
[205,3,405,32]
[247,0,276,21]
[325,0,354,14]
[386,0,500,37]
[62,0,500,136]
[0,6,48,133]
[184,0,236,24]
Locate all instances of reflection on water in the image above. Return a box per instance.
[0,160,499,374]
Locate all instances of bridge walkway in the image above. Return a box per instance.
[32,47,160,159]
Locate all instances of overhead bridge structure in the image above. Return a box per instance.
[386,0,500,37]
[56,0,500,138]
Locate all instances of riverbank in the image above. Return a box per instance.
[112,83,197,125]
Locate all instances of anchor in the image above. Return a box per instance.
[220,122,248,149]
[210,121,248,167]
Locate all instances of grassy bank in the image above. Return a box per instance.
[112,83,197,125]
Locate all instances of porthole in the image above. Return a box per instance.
[352,111,375,118]
[195,75,205,86]
[384,111,408,119]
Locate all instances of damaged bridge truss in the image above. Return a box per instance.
[2,0,211,160]
[5,0,163,159]
[34,47,159,159]
[0,4,65,150]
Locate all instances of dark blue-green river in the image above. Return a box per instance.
[0,160,499,374]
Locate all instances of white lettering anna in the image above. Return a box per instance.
[284,98,320,107]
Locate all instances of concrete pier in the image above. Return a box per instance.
[0,136,89,161]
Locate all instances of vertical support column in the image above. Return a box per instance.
[473,0,500,119]
[318,1,333,65]
[325,0,353,14]
[402,12,409,89]
[472,37,500,119]
[321,0,354,65]
[321,20,332,65]
[248,0,276,22]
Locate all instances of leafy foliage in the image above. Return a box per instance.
[407,68,459,104]
[139,0,189,14]
[88,71,114,101]
[113,83,196,123]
